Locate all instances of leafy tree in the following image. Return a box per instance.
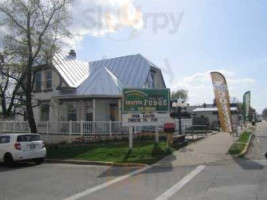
[0,0,72,132]
[171,89,188,102]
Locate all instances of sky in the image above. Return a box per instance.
[1,0,267,113]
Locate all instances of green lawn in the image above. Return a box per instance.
[228,132,252,155]
[47,141,171,165]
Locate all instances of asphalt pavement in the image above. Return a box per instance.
[1,122,267,200]
[246,121,267,160]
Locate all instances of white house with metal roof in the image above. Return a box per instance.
[25,50,166,123]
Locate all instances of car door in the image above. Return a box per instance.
[0,136,11,162]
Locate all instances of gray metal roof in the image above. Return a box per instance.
[88,54,152,88]
[53,53,89,88]
[76,67,123,96]
[53,53,164,97]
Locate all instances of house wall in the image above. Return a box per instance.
[33,69,62,100]
[144,68,166,89]
[154,68,166,89]
[55,98,121,122]
[31,69,62,122]
[95,99,120,121]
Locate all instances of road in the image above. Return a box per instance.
[1,122,267,200]
[246,121,267,160]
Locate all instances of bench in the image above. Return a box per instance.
[172,134,187,147]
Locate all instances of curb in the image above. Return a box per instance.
[235,133,253,157]
[45,159,147,168]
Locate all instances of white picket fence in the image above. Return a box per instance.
[0,119,193,135]
[0,121,30,133]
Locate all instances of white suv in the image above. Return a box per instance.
[0,133,46,166]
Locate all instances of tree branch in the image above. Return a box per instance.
[0,6,27,32]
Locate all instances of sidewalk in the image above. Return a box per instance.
[156,132,237,167]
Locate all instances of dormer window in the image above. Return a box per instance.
[147,70,156,89]
[45,71,52,89]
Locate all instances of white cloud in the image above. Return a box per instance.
[0,0,144,48]
[63,0,144,47]
[170,69,255,105]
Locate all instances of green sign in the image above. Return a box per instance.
[243,91,251,122]
[123,88,170,113]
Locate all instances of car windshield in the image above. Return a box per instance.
[17,135,41,142]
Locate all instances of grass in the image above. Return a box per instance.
[46,141,171,165]
[228,132,252,155]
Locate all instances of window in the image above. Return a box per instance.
[67,102,77,121]
[35,72,42,90]
[17,135,41,142]
[45,71,52,89]
[40,104,50,121]
[110,104,118,121]
[148,70,156,89]
[0,136,10,144]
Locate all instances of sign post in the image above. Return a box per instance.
[129,127,133,150]
[164,123,175,148]
[155,126,159,144]
[122,88,171,149]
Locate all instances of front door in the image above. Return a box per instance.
[86,113,93,121]
[110,104,118,121]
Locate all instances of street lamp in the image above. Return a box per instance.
[172,99,188,134]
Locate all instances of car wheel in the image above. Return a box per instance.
[4,153,14,167]
[34,158,45,165]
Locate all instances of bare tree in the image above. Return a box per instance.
[0,0,72,132]
[171,89,188,102]
[0,52,23,119]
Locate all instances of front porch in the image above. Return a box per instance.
[35,98,122,123]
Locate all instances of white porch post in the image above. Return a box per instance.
[118,99,122,121]
[81,120,84,136]
[93,99,96,134]
[93,99,96,121]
